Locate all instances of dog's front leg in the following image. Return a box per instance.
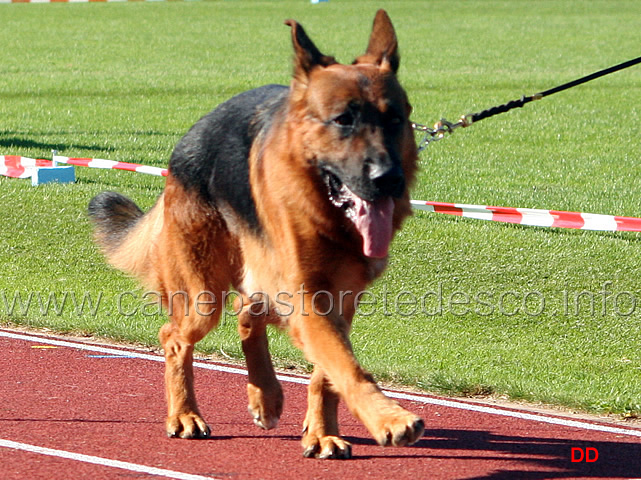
[237,298,284,430]
[302,366,351,459]
[291,307,424,458]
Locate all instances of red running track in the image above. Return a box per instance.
[1,328,640,480]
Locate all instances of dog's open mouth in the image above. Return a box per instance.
[322,169,395,259]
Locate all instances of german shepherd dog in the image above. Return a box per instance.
[88,9,424,459]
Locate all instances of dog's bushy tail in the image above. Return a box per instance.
[88,191,164,286]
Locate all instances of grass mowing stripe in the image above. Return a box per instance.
[1,0,640,417]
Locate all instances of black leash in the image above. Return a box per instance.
[413,55,641,151]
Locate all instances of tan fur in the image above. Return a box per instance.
[102,195,165,289]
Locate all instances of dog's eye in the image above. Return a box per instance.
[333,111,355,127]
[386,114,403,128]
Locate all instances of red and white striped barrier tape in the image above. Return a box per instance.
[0,155,167,178]
[2,155,640,232]
[411,200,641,232]
[0,156,52,179]
[54,156,168,177]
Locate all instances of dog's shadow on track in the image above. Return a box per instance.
[344,428,641,479]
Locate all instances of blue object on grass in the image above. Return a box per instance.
[31,166,76,186]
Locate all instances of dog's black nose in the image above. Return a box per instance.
[369,162,405,198]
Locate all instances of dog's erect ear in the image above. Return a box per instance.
[358,9,399,73]
[285,19,336,80]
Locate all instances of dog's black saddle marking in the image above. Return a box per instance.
[169,84,289,232]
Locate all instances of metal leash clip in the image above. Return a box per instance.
[412,114,473,152]
[411,54,641,154]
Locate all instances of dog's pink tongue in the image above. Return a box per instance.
[351,196,395,258]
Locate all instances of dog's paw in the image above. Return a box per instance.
[166,413,211,439]
[247,382,283,430]
[373,412,424,447]
[302,433,352,460]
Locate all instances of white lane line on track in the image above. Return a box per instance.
[383,390,641,438]
[2,329,641,439]
[0,439,217,480]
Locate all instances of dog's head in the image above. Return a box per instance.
[285,10,417,259]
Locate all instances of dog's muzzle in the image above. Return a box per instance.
[321,162,404,259]
[368,162,405,200]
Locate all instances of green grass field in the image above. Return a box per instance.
[1,0,641,417]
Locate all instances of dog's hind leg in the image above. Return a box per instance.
[237,297,284,430]
[159,314,215,439]
[156,181,235,439]
[158,281,230,438]
[159,281,233,438]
